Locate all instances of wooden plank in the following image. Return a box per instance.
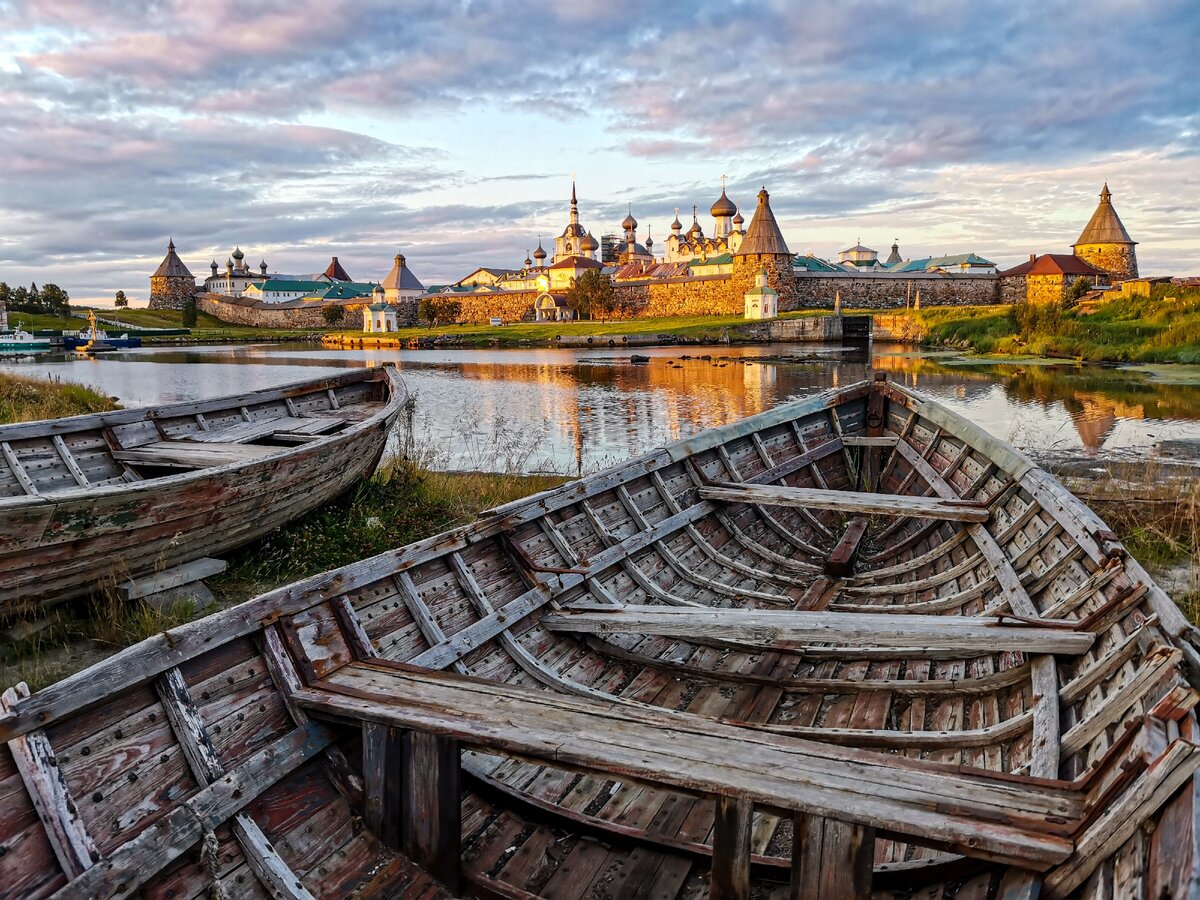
[824,516,868,577]
[154,667,316,900]
[1,441,39,496]
[362,721,403,849]
[331,594,376,658]
[996,868,1042,899]
[119,557,227,602]
[50,722,333,900]
[699,483,990,522]
[791,814,873,900]
[401,731,462,894]
[711,795,752,900]
[543,606,1095,655]
[841,435,899,448]
[51,435,89,487]
[112,440,280,469]
[0,683,98,881]
[394,571,469,675]
[297,662,1079,868]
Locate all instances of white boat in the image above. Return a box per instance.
[0,325,51,353]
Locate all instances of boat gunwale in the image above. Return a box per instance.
[0,364,407,509]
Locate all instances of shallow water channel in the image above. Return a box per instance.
[4,342,1200,475]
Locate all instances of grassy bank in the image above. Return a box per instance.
[908,285,1200,362]
[330,310,838,347]
[0,372,117,424]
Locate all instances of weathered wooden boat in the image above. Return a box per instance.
[0,365,406,619]
[4,372,1200,899]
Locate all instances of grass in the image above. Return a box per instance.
[902,285,1200,362]
[331,310,840,347]
[4,311,85,331]
[0,372,117,424]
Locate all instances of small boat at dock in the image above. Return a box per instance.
[62,310,143,352]
[2,372,1198,898]
[0,365,406,618]
[0,324,51,353]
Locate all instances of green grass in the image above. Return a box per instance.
[0,373,117,424]
[901,286,1200,362]
[332,310,842,346]
[4,311,85,331]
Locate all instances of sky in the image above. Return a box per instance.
[1,0,1198,305]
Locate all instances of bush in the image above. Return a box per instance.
[114,290,128,308]
[181,297,197,327]
[322,304,345,325]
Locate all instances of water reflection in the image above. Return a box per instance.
[3,342,1200,473]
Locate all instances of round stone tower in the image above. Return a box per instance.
[732,188,797,309]
[1073,183,1138,280]
[148,239,197,310]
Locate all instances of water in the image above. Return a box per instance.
[4,342,1200,475]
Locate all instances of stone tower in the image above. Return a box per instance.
[732,188,796,309]
[1073,183,1138,280]
[148,239,197,310]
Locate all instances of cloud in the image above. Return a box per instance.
[1,0,1199,300]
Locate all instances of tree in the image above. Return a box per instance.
[1065,277,1093,306]
[114,290,128,308]
[40,283,70,317]
[567,268,614,320]
[0,282,9,306]
[322,304,345,325]
[418,295,461,327]
[181,296,197,327]
[28,283,40,312]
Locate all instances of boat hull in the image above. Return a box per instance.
[2,373,1197,900]
[0,366,405,616]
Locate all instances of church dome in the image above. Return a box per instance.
[732,209,744,226]
[562,222,585,239]
[622,210,637,231]
[671,213,682,231]
[582,232,599,252]
[687,220,703,238]
[533,243,547,261]
[711,190,737,218]
[232,247,244,261]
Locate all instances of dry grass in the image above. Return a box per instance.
[0,372,117,424]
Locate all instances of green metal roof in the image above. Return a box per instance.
[689,253,734,267]
[254,279,327,292]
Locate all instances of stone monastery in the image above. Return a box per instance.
[149,180,1144,326]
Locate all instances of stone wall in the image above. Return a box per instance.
[999,274,1026,305]
[197,293,417,329]
[791,273,999,310]
[455,291,537,324]
[733,253,799,309]
[1026,274,1070,305]
[1074,242,1137,280]
[148,276,197,310]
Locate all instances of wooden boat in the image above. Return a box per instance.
[0,365,406,619]
[3,372,1199,899]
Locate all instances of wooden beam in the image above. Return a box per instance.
[0,683,98,881]
[699,483,990,522]
[154,667,317,900]
[400,731,462,894]
[362,721,404,849]
[841,435,899,448]
[296,661,1080,868]
[711,795,753,900]
[542,606,1095,655]
[791,814,874,900]
[824,516,868,577]
[996,868,1042,899]
[1,440,39,495]
[51,435,89,487]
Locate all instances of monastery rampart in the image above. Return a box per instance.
[791,273,1000,309]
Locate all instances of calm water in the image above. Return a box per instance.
[4,342,1200,475]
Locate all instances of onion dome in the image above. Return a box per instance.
[645,227,653,249]
[732,208,744,226]
[711,189,737,218]
[210,260,218,272]
[227,258,234,267]
[622,207,637,231]
[582,232,599,252]
[232,246,244,261]
[373,284,385,298]
[533,242,547,261]
[525,252,533,267]
[671,211,683,232]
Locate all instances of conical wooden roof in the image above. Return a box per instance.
[1074,183,1136,246]
[152,238,193,278]
[735,189,790,256]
